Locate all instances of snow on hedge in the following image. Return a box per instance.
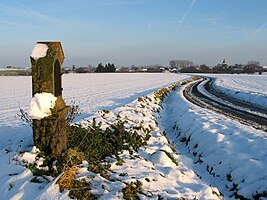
[31,43,48,60]
[75,80,221,199]
[29,93,57,120]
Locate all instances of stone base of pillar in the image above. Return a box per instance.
[33,106,69,157]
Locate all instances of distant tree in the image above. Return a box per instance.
[169,60,194,70]
[199,64,210,72]
[76,67,90,73]
[247,61,260,66]
[213,63,235,74]
[104,63,111,72]
[95,63,105,73]
[244,64,256,74]
[242,61,260,74]
[87,64,93,70]
[110,63,116,72]
[72,65,76,71]
[86,65,95,73]
[169,60,176,69]
[95,63,116,73]
[130,65,139,72]
[180,66,198,73]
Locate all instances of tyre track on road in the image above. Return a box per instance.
[183,78,267,132]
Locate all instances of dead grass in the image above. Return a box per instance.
[57,166,78,191]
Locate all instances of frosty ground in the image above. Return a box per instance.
[0,73,266,199]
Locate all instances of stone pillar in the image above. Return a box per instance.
[30,42,68,157]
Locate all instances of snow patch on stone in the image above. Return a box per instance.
[29,93,57,120]
[31,43,48,60]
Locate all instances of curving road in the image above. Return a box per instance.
[183,78,267,132]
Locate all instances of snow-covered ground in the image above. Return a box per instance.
[61,73,190,121]
[1,73,267,199]
[159,81,267,199]
[0,73,189,127]
[2,73,214,199]
[0,73,189,149]
[206,74,267,109]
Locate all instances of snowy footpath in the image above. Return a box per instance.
[159,81,267,199]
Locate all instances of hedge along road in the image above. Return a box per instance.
[183,78,267,132]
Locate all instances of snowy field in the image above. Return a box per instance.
[1,73,267,199]
[0,73,189,148]
[206,74,267,109]
[0,73,189,128]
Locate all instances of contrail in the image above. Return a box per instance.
[255,22,267,34]
[178,0,197,27]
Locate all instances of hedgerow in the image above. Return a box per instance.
[19,77,199,199]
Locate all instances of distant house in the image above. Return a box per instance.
[76,67,90,73]
[117,67,130,73]
[159,67,165,72]
[141,68,148,72]
[232,64,244,73]
[170,68,178,73]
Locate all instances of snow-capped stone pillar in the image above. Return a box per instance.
[30,42,68,157]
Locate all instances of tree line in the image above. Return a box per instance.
[179,63,264,74]
[68,63,116,73]
[95,63,116,73]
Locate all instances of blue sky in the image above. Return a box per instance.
[0,0,267,67]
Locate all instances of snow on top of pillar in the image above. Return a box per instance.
[29,92,57,120]
[31,43,48,60]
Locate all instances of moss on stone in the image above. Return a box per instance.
[31,42,68,157]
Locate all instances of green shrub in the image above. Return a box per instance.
[116,157,125,166]
[55,119,148,198]
[122,181,142,200]
[63,119,147,177]
[69,179,95,200]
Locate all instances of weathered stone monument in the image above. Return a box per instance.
[30,42,68,157]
